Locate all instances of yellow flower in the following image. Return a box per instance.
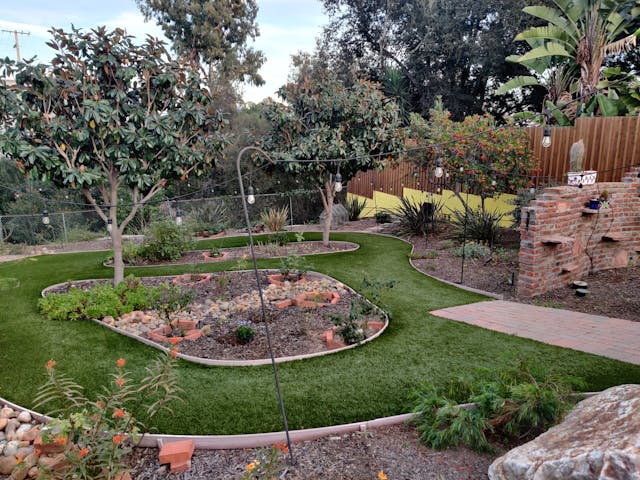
[246,460,259,472]
[378,471,388,480]
[89,120,96,129]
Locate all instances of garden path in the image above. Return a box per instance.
[431,300,640,365]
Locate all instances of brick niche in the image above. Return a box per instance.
[517,168,640,298]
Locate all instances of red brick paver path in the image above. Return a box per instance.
[431,300,640,365]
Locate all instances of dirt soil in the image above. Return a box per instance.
[399,220,639,322]
[128,424,500,480]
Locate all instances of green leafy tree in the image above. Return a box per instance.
[136,0,265,106]
[0,27,227,284]
[499,0,640,117]
[318,0,551,120]
[262,54,404,246]
[410,101,538,207]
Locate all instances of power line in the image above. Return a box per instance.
[1,29,30,62]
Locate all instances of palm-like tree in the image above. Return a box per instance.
[498,0,640,101]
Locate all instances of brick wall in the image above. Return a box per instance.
[517,168,640,298]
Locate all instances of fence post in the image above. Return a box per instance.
[61,212,68,243]
[289,195,294,226]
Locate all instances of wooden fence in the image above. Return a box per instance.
[348,116,640,197]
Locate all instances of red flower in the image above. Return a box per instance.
[170,348,178,357]
[169,337,181,345]
[116,377,125,388]
[113,408,125,419]
[79,448,89,458]
[46,359,57,370]
[54,436,67,446]
[112,434,126,445]
[117,358,125,368]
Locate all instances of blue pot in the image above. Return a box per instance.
[589,199,601,210]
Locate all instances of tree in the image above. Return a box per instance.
[409,100,538,207]
[0,27,227,284]
[318,0,551,120]
[136,0,265,105]
[499,0,640,117]
[262,55,404,246]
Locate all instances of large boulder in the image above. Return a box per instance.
[489,384,640,480]
[319,204,349,229]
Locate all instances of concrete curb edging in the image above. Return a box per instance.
[41,270,390,367]
[2,392,598,450]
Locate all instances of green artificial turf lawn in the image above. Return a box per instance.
[1,232,639,435]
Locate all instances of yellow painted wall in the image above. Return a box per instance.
[348,188,516,227]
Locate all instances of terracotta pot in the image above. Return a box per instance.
[267,274,306,287]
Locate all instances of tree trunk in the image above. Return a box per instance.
[321,180,334,247]
[111,226,124,285]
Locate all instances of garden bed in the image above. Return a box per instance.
[44,271,387,362]
[114,240,358,267]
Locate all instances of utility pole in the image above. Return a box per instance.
[2,29,30,62]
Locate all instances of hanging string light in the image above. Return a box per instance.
[247,185,256,205]
[434,158,444,178]
[107,218,113,233]
[334,165,343,192]
[41,209,50,225]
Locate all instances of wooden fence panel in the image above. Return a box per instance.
[349,117,640,198]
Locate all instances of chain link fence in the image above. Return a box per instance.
[0,190,324,247]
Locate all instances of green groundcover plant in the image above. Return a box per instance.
[410,360,586,452]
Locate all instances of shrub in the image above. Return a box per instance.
[450,206,505,247]
[187,201,228,233]
[151,282,194,326]
[39,276,158,321]
[268,230,290,246]
[279,255,311,280]
[345,196,367,221]
[260,206,289,232]
[140,220,193,262]
[235,322,256,344]
[38,288,87,321]
[390,197,443,236]
[330,306,366,345]
[26,354,181,480]
[65,227,103,242]
[374,211,392,224]
[453,243,492,259]
[410,361,581,452]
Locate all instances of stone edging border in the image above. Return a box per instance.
[102,240,360,269]
[41,270,389,367]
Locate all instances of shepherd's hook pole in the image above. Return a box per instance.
[236,146,295,465]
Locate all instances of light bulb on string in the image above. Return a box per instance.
[247,185,255,205]
[542,126,551,148]
[107,218,113,233]
[41,209,50,225]
[434,158,444,178]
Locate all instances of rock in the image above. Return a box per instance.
[0,455,17,475]
[16,424,32,435]
[20,427,40,443]
[0,418,7,430]
[0,407,16,419]
[16,445,35,459]
[103,315,116,326]
[16,411,31,423]
[5,419,20,440]
[4,440,22,457]
[320,203,349,228]
[28,466,39,478]
[489,384,640,480]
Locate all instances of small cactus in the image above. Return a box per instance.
[569,139,585,171]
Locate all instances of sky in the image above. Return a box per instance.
[0,0,328,103]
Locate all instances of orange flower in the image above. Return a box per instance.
[169,337,180,345]
[170,348,178,357]
[46,359,57,370]
[246,461,259,472]
[78,448,89,458]
[54,436,67,446]
[378,471,388,480]
[112,434,126,445]
[116,358,125,368]
[274,442,288,454]
[116,377,125,388]
[16,456,23,465]
[113,408,125,419]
